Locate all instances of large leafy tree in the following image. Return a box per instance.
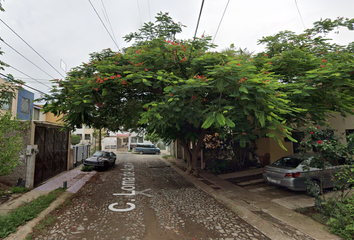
[40,13,354,175]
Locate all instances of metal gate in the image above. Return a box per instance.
[34,125,69,186]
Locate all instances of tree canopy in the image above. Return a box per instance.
[40,13,354,174]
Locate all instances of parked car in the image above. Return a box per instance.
[84,151,116,168]
[134,143,160,155]
[263,154,347,195]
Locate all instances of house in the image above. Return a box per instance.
[16,88,34,120]
[170,113,354,167]
[0,79,71,189]
[102,131,151,151]
[71,124,95,145]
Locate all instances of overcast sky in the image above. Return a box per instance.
[0,0,353,99]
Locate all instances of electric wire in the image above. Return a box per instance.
[87,0,120,50]
[136,0,143,26]
[3,41,56,79]
[148,0,152,22]
[193,0,205,41]
[294,0,306,29]
[0,19,65,78]
[213,0,230,43]
[100,0,118,44]
[0,73,49,95]
[8,65,51,88]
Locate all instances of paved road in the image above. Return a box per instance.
[32,154,269,240]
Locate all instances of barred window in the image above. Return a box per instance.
[21,97,30,114]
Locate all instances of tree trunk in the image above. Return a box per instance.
[180,128,206,176]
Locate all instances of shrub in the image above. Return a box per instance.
[71,134,81,145]
[81,165,93,172]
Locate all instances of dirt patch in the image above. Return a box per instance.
[0,182,13,205]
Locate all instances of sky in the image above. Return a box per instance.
[0,0,353,100]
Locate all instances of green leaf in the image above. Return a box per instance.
[102,88,108,96]
[202,116,215,129]
[157,76,163,80]
[216,113,226,126]
[241,96,250,100]
[225,117,235,128]
[239,86,248,93]
[259,112,265,127]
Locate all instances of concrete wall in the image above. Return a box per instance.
[326,113,354,144]
[0,121,32,186]
[16,88,34,120]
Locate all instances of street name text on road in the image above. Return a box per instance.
[108,163,136,212]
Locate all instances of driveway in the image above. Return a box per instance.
[218,168,319,210]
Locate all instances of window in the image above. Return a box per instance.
[123,138,128,143]
[20,97,30,114]
[1,91,12,110]
[85,134,91,140]
[33,108,40,120]
[131,137,137,143]
[138,137,144,143]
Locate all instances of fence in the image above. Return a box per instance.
[73,145,90,167]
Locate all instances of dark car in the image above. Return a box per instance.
[134,143,160,155]
[84,151,116,168]
[263,154,347,195]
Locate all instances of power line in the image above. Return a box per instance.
[3,41,56,79]
[8,65,51,88]
[0,73,49,95]
[148,0,152,22]
[87,0,120,51]
[213,0,230,43]
[0,19,66,78]
[193,0,205,40]
[136,0,143,26]
[294,0,306,29]
[100,0,118,44]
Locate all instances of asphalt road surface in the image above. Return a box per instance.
[32,154,270,240]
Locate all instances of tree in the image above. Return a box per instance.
[144,132,160,145]
[40,13,354,175]
[70,134,81,145]
[0,3,29,177]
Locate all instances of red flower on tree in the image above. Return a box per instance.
[310,131,314,134]
[322,59,326,62]
[321,65,325,68]
[145,68,148,71]
[317,140,322,144]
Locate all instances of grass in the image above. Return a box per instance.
[162,155,173,159]
[10,186,29,194]
[0,187,66,239]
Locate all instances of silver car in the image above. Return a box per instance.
[263,154,346,195]
[84,151,116,168]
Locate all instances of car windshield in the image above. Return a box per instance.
[92,151,108,157]
[272,157,304,168]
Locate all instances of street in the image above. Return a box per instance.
[33,154,269,240]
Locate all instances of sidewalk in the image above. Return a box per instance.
[161,156,343,240]
[1,166,97,240]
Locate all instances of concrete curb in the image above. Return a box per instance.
[5,191,73,240]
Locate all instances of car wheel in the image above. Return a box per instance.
[155,152,160,155]
[111,160,116,166]
[139,151,143,155]
[306,180,321,197]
